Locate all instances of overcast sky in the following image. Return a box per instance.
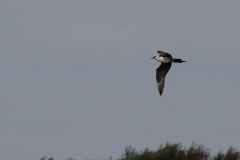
[1,1,240,160]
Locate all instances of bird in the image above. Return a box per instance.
[151,50,186,96]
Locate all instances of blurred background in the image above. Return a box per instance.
[0,1,240,160]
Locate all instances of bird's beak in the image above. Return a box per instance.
[151,56,156,59]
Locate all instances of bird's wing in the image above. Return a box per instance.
[157,50,169,54]
[156,63,172,95]
[157,50,172,58]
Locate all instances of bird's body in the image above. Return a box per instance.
[151,50,186,96]
[154,56,172,63]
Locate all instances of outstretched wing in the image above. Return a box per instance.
[156,63,172,95]
[157,50,173,58]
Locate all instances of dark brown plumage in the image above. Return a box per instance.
[156,63,172,95]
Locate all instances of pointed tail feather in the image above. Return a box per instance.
[173,59,186,63]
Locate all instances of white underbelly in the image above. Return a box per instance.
[156,57,172,63]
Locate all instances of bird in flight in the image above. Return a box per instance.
[151,50,186,96]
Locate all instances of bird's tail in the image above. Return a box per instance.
[172,59,186,63]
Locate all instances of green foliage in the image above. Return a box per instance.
[213,151,225,160]
[40,156,53,160]
[224,146,240,160]
[40,143,240,160]
[120,143,239,160]
[155,143,186,160]
[186,142,210,160]
[121,143,187,160]
[213,146,240,160]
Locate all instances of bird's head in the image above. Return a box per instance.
[151,56,156,59]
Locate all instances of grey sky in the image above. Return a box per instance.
[1,1,240,160]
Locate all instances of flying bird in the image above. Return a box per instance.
[151,50,186,96]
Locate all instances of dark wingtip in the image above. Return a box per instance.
[159,91,162,96]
